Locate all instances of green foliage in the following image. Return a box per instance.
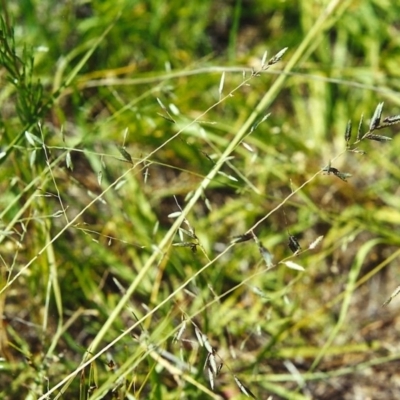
[1,1,400,399]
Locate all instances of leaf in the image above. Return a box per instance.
[369,102,384,131]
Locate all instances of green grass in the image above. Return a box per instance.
[2,1,400,399]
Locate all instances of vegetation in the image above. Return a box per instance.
[1,1,400,399]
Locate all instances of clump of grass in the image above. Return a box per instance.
[2,1,400,400]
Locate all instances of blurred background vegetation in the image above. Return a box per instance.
[1,0,400,399]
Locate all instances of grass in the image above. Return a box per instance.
[2,0,400,399]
